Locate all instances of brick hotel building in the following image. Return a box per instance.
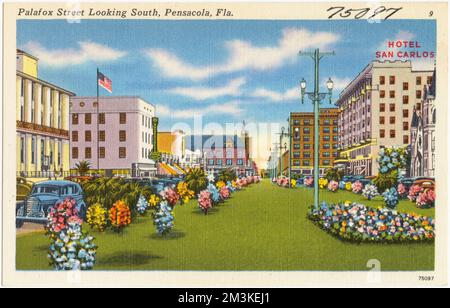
[290,108,339,176]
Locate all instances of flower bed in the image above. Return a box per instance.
[308,202,435,243]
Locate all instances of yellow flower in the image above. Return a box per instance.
[86,203,107,231]
[345,182,352,191]
[216,181,226,189]
[318,178,328,189]
[291,179,297,187]
[149,195,160,208]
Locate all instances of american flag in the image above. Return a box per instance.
[97,71,112,93]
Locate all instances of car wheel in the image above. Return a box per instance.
[16,220,24,229]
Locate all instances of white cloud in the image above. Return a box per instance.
[169,77,246,100]
[250,87,299,102]
[145,28,340,80]
[156,101,244,119]
[22,41,127,67]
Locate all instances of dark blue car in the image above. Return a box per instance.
[16,180,86,228]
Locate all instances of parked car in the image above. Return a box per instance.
[16,180,86,229]
[16,177,32,201]
[398,177,415,189]
[413,177,435,189]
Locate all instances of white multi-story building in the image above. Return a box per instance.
[335,60,433,176]
[410,69,436,177]
[70,96,157,177]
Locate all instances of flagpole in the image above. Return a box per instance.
[96,68,100,175]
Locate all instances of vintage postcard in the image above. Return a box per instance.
[2,1,448,288]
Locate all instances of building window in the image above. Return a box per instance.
[389,104,395,112]
[237,159,244,166]
[293,120,300,125]
[389,91,395,98]
[390,130,396,138]
[379,117,385,124]
[323,143,330,149]
[119,147,126,158]
[303,136,310,142]
[379,76,385,85]
[427,76,433,85]
[389,76,395,85]
[403,122,409,130]
[403,82,409,90]
[85,147,92,159]
[403,109,409,118]
[72,131,78,142]
[323,160,331,165]
[380,129,385,138]
[402,95,409,105]
[380,103,385,112]
[72,147,78,159]
[58,142,61,166]
[304,144,310,150]
[304,119,311,125]
[294,152,300,158]
[390,117,395,124]
[20,78,24,97]
[85,113,91,124]
[416,76,422,85]
[226,159,233,166]
[303,128,310,134]
[85,130,92,142]
[72,113,78,125]
[120,113,126,124]
[323,127,330,134]
[323,152,330,158]
[416,90,422,99]
[99,147,105,158]
[304,151,311,158]
[217,159,223,166]
[31,137,35,164]
[323,135,330,141]
[324,119,330,125]
[333,136,338,141]
[119,130,126,142]
[303,160,310,166]
[380,90,385,98]
[99,131,105,142]
[403,135,409,144]
[209,159,215,165]
[99,113,105,124]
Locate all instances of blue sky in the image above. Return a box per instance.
[17,19,436,166]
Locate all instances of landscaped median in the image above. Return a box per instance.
[16,179,434,271]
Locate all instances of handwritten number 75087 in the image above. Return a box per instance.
[327,6,403,20]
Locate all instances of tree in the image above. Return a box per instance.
[75,160,91,176]
[218,168,236,183]
[185,168,208,194]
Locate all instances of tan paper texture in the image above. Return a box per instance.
[2,1,448,287]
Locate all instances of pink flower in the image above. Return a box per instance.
[328,180,339,192]
[352,181,363,194]
[304,177,314,187]
[219,187,231,200]
[198,190,213,213]
[408,185,423,201]
[416,189,435,208]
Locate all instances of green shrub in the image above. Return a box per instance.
[185,168,208,194]
[373,170,398,193]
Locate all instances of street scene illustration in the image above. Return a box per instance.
[15,19,436,271]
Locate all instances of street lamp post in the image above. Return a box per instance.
[299,48,335,210]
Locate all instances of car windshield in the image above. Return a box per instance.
[32,185,60,195]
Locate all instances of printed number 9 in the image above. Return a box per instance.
[429,11,434,17]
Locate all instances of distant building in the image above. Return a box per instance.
[16,49,75,178]
[290,108,339,176]
[70,96,156,177]
[335,60,433,176]
[156,130,186,175]
[186,134,256,176]
[410,68,436,177]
